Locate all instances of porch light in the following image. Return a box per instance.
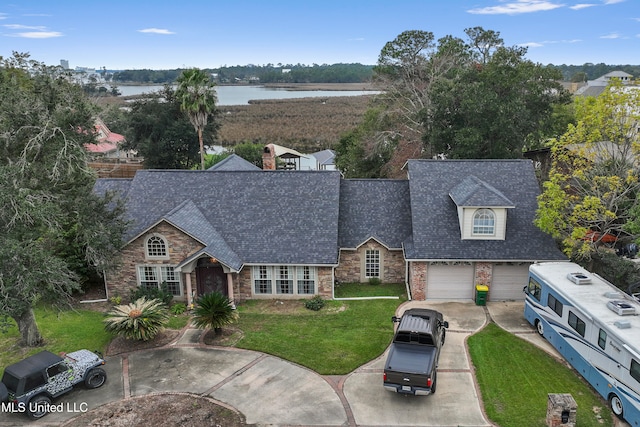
[210,257,217,263]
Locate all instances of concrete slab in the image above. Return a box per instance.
[344,371,489,426]
[128,347,261,396]
[398,301,487,332]
[211,355,347,426]
[439,331,470,370]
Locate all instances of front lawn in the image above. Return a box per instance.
[334,282,407,298]
[468,323,612,427]
[235,298,401,374]
[0,306,112,377]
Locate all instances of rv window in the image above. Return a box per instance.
[597,329,607,350]
[568,311,586,337]
[527,278,542,301]
[631,359,640,384]
[548,294,563,317]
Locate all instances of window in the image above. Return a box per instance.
[473,209,495,235]
[631,359,640,384]
[568,311,586,337]
[548,294,563,317]
[253,266,317,296]
[365,249,380,278]
[137,265,181,296]
[297,266,316,294]
[527,278,542,301]
[254,266,272,294]
[146,235,168,258]
[598,329,607,350]
[276,266,293,294]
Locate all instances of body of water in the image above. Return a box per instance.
[118,84,379,105]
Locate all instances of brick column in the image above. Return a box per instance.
[409,262,427,301]
[546,393,577,427]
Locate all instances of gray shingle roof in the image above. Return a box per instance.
[449,175,514,207]
[338,179,412,249]
[116,170,342,266]
[405,159,565,261]
[207,154,261,171]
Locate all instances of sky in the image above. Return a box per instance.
[0,0,638,70]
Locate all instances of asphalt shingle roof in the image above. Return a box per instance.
[405,159,565,261]
[338,179,412,249]
[207,154,261,171]
[116,170,342,267]
[449,175,514,207]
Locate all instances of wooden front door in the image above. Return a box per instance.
[196,263,227,296]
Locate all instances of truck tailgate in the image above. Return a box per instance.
[385,343,436,374]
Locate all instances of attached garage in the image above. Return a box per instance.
[490,263,531,301]
[426,263,474,299]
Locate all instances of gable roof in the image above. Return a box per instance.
[116,170,342,266]
[207,154,261,171]
[449,175,514,208]
[404,159,565,262]
[338,179,412,249]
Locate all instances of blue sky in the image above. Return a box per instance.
[1,0,638,70]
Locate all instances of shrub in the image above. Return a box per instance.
[129,282,173,306]
[304,295,325,311]
[368,277,381,286]
[170,303,187,315]
[103,297,170,341]
[192,292,238,332]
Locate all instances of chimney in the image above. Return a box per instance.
[262,144,276,170]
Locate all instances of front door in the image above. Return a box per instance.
[196,263,227,296]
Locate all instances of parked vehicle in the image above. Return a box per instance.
[0,349,106,419]
[383,308,448,395]
[524,262,640,425]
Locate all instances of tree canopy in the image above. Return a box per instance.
[0,53,126,346]
[535,79,640,263]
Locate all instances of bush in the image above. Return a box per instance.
[304,296,325,311]
[129,282,173,306]
[104,297,170,341]
[170,303,187,315]
[192,292,238,332]
[368,277,381,286]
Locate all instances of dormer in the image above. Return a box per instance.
[449,175,515,240]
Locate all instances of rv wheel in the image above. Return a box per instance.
[535,319,544,335]
[609,394,624,419]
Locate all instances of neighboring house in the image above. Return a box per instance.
[94,158,565,305]
[207,154,261,171]
[311,149,336,170]
[575,71,635,97]
[84,118,127,159]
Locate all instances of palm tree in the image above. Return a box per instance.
[176,68,217,170]
[192,292,238,333]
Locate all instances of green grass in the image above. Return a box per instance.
[0,306,112,377]
[468,323,612,427]
[334,282,407,298]
[235,299,400,374]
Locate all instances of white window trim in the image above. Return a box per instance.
[144,234,170,260]
[252,266,317,296]
[136,264,182,296]
[364,249,381,279]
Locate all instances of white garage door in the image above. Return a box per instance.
[427,263,474,299]
[491,264,531,301]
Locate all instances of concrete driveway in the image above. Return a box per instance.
[2,300,555,427]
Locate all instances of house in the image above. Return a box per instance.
[575,71,635,97]
[94,158,565,305]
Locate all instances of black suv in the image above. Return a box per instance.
[0,349,106,419]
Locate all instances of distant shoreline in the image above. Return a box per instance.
[114,82,376,91]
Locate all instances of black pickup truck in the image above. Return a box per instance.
[383,308,448,395]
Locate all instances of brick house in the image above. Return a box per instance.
[94,156,565,305]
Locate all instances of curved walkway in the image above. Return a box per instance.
[4,301,556,427]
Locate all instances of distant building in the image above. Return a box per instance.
[575,71,636,97]
[60,59,69,69]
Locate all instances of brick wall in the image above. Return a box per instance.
[236,266,334,299]
[409,262,427,301]
[105,222,204,302]
[474,262,493,287]
[335,240,405,283]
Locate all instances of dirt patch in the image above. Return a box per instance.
[61,393,248,427]
[105,329,180,356]
[202,326,244,346]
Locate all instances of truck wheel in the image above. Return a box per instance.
[430,372,437,394]
[609,394,624,419]
[85,367,107,389]
[27,395,51,419]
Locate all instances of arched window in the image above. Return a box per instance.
[146,235,168,258]
[473,209,495,235]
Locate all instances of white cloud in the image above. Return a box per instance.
[3,24,47,30]
[520,42,544,47]
[601,32,622,38]
[0,13,7,20]
[570,3,597,10]
[467,0,563,15]
[138,28,175,35]
[603,0,625,4]
[10,31,62,38]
